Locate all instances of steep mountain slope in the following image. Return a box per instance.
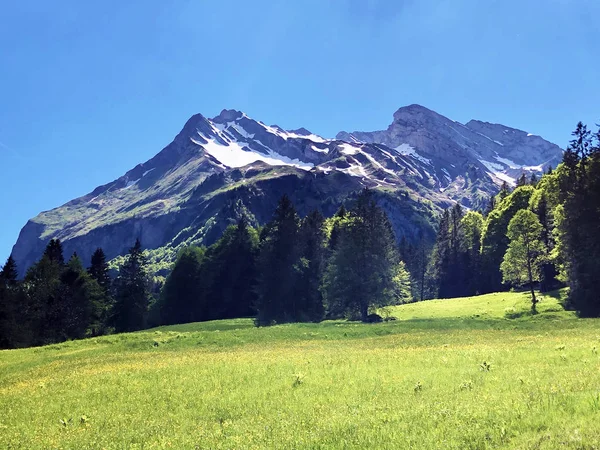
[11,106,563,276]
[337,104,563,185]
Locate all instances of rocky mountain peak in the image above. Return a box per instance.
[392,104,439,121]
[288,127,313,136]
[213,109,245,123]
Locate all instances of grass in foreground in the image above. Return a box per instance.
[1,290,600,449]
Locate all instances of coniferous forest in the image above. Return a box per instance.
[1,122,600,349]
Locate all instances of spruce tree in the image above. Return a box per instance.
[44,239,65,265]
[25,243,64,344]
[529,172,538,186]
[57,253,100,339]
[516,173,527,187]
[0,256,20,348]
[294,210,326,322]
[159,246,206,325]
[203,217,259,321]
[1,256,18,284]
[87,248,113,333]
[558,122,600,316]
[255,195,300,325]
[113,239,150,332]
[533,191,557,292]
[498,181,511,201]
[322,189,406,321]
[88,248,111,292]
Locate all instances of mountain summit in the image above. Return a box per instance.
[11,106,563,276]
[337,105,562,184]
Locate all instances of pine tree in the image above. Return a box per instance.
[0,256,20,348]
[322,189,406,321]
[56,253,100,339]
[516,173,527,187]
[1,256,18,284]
[461,211,484,295]
[557,122,600,316]
[88,248,111,292]
[431,204,472,298]
[498,181,511,201]
[24,243,64,344]
[255,195,300,325]
[294,210,326,322]
[44,239,65,265]
[500,210,545,311]
[113,239,151,332]
[159,246,206,325]
[87,248,113,334]
[207,217,259,320]
[328,204,347,251]
[529,173,538,186]
[484,196,496,217]
[533,191,557,292]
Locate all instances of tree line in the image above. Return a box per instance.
[0,190,411,349]
[425,121,600,315]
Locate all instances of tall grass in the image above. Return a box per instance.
[1,290,599,449]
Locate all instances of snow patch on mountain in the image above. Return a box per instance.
[194,137,313,170]
[339,143,359,155]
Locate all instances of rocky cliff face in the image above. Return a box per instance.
[337,104,563,185]
[11,105,563,276]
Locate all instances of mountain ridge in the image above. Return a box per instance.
[11,105,563,276]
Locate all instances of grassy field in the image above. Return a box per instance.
[2,290,600,449]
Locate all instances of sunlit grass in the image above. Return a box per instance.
[1,290,599,449]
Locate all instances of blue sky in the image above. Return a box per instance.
[1,0,599,265]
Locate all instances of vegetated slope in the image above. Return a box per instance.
[2,290,599,449]
[11,106,563,276]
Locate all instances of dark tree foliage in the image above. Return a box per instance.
[399,230,431,301]
[255,195,301,325]
[529,173,538,186]
[88,248,111,292]
[322,189,406,321]
[159,246,206,325]
[328,204,347,251]
[484,196,496,217]
[516,173,527,187]
[558,122,600,316]
[55,254,102,340]
[87,248,113,333]
[202,217,259,320]
[8,241,109,347]
[498,181,511,201]
[113,239,151,332]
[159,217,260,325]
[44,239,65,265]
[430,204,477,298]
[24,252,63,344]
[293,210,326,322]
[533,192,558,292]
[0,256,21,348]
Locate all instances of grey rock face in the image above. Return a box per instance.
[337,104,563,185]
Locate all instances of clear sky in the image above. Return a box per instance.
[1,0,599,265]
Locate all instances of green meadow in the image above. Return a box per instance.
[1,290,600,449]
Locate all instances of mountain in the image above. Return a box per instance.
[337,104,563,186]
[11,106,563,276]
